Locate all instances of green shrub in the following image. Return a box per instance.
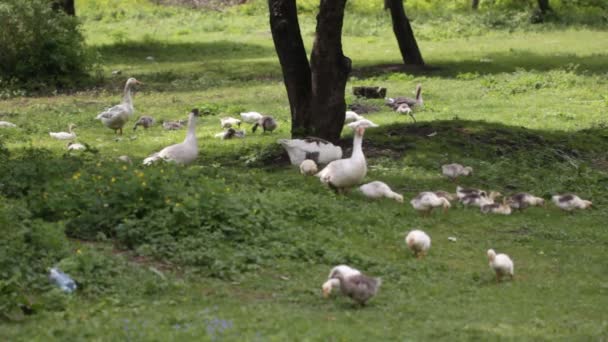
[0,0,92,91]
[0,199,70,320]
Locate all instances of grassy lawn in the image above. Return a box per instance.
[1,0,607,340]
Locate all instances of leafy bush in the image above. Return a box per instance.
[0,0,92,91]
[0,199,70,320]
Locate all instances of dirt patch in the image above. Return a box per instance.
[151,0,247,10]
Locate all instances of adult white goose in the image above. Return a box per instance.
[278,137,342,166]
[347,119,379,129]
[487,249,514,282]
[143,109,200,165]
[0,121,17,128]
[359,181,403,203]
[344,111,364,124]
[96,78,142,135]
[50,124,76,140]
[405,230,431,258]
[322,265,361,298]
[240,111,263,124]
[316,126,367,194]
[410,191,451,216]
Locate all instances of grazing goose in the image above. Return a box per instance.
[405,230,431,258]
[162,119,187,130]
[385,84,423,109]
[456,186,486,200]
[300,159,318,176]
[331,272,381,306]
[143,109,200,165]
[278,137,342,166]
[442,163,473,181]
[96,78,142,135]
[49,124,76,140]
[481,199,512,215]
[434,190,456,202]
[252,115,277,133]
[508,192,545,210]
[316,126,367,194]
[322,265,361,298]
[552,194,592,211]
[133,115,155,130]
[344,111,364,124]
[220,117,241,129]
[0,121,17,128]
[215,128,245,140]
[347,118,379,130]
[487,249,514,283]
[240,111,263,124]
[66,142,86,151]
[461,191,501,208]
[358,181,403,203]
[410,192,451,216]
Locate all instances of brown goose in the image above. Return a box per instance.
[133,115,155,130]
[332,273,381,306]
[385,84,423,110]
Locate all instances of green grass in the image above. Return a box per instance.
[1,0,608,340]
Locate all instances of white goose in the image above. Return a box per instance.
[143,109,200,165]
[316,125,367,194]
[359,181,403,203]
[0,121,17,128]
[50,124,76,140]
[410,191,451,216]
[66,142,86,151]
[278,137,342,166]
[96,78,142,135]
[551,194,592,211]
[220,117,241,129]
[487,249,514,282]
[344,111,364,124]
[322,265,361,298]
[405,230,431,258]
[442,163,473,181]
[240,111,263,124]
[347,119,379,129]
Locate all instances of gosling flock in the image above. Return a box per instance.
[1,78,595,307]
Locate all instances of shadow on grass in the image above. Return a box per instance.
[352,51,608,79]
[96,40,276,63]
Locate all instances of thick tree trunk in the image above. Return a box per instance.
[386,0,424,66]
[268,0,350,142]
[472,0,480,10]
[268,0,312,137]
[309,0,351,141]
[538,0,551,14]
[52,0,75,16]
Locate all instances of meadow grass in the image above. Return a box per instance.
[1,0,607,340]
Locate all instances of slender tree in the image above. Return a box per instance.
[472,0,480,10]
[268,0,351,141]
[537,0,551,14]
[386,0,424,66]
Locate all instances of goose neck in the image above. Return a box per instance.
[184,113,197,144]
[352,133,364,158]
[122,83,133,107]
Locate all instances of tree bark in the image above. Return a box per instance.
[268,0,312,137]
[472,0,480,10]
[309,0,351,141]
[52,0,75,16]
[268,0,351,142]
[537,0,551,14]
[386,0,424,66]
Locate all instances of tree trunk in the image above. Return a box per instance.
[386,0,424,66]
[309,0,351,141]
[268,0,312,137]
[268,0,351,142]
[52,0,75,16]
[472,0,479,10]
[538,0,551,14]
